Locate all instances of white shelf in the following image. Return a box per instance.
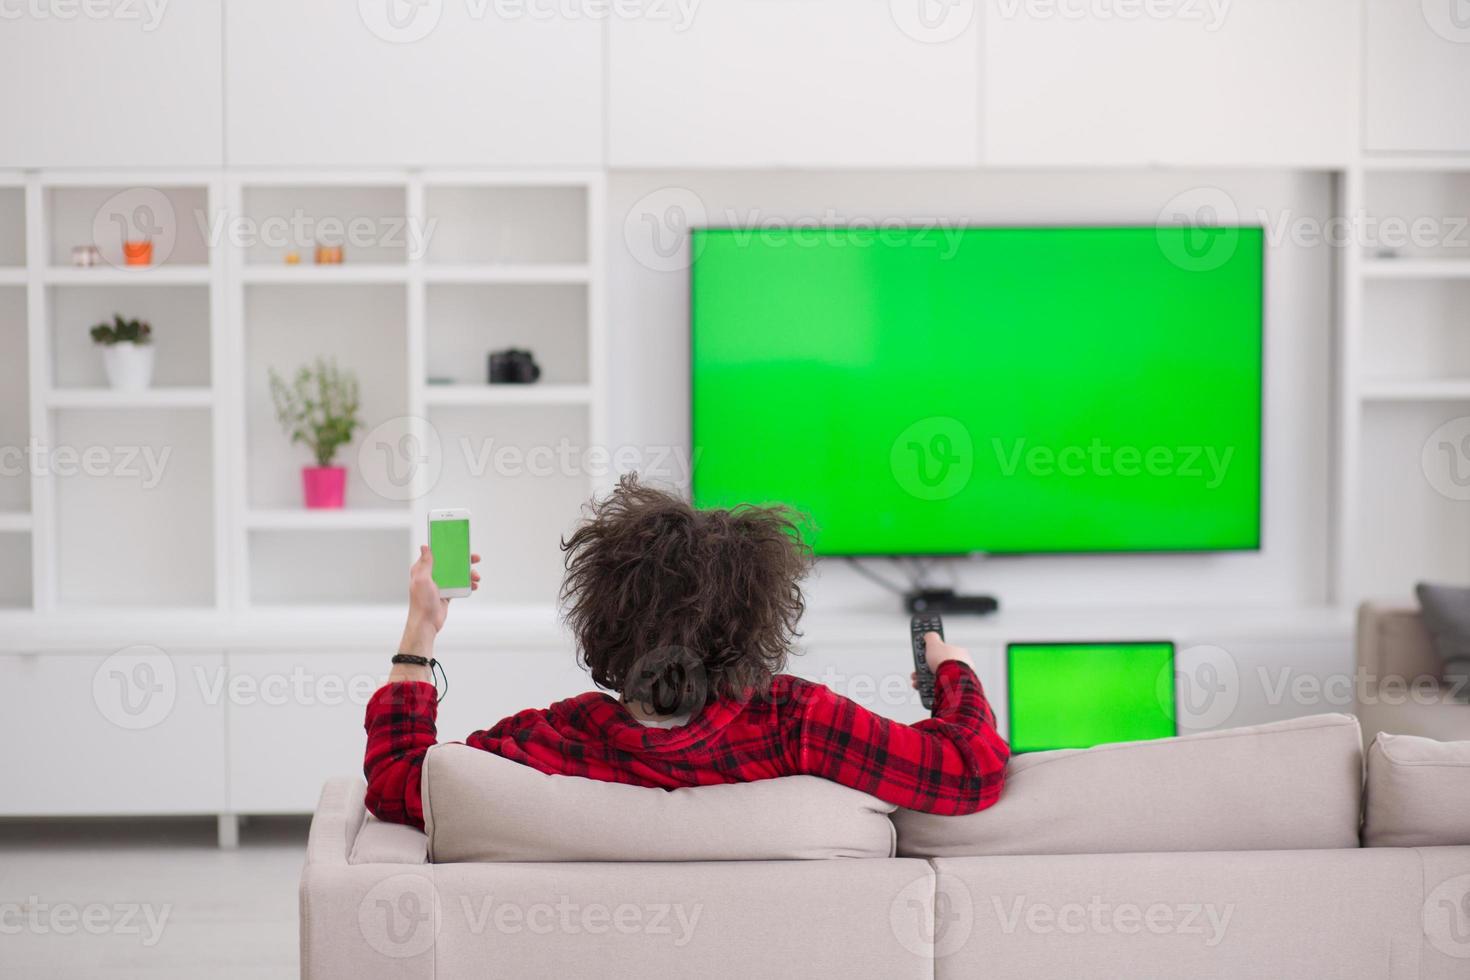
[1360,379,1470,402]
[1362,155,1470,172]
[0,513,31,533]
[1362,259,1470,280]
[423,383,592,406]
[423,264,590,285]
[43,265,212,286]
[45,387,214,409]
[0,268,25,286]
[245,509,414,531]
[240,264,409,285]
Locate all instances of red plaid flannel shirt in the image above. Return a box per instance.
[364,661,1009,830]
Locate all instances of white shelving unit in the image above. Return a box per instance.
[1336,156,1470,603]
[10,172,230,611]
[226,170,605,610]
[2,168,604,614]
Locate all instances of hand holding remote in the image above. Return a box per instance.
[922,632,974,675]
[911,613,975,711]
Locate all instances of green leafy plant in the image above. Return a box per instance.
[268,358,362,467]
[89,314,152,346]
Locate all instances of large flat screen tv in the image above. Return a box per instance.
[690,225,1263,556]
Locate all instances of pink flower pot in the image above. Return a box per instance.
[302,466,346,509]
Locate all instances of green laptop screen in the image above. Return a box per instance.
[1007,642,1176,753]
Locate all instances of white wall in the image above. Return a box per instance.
[0,1,223,167]
[606,169,1335,613]
[982,0,1359,166]
[1365,0,1470,151]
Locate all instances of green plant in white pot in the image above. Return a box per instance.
[89,315,154,391]
[269,358,362,509]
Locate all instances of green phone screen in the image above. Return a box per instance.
[1007,642,1175,753]
[429,519,471,590]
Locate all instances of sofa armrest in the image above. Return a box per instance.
[301,779,435,980]
[305,778,369,868]
[1356,602,1442,689]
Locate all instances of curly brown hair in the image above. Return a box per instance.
[559,474,811,716]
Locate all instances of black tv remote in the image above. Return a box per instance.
[911,613,944,711]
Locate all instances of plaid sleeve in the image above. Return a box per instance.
[796,661,1010,816]
[363,681,439,830]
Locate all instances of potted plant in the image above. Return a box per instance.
[89,314,154,391]
[269,358,362,510]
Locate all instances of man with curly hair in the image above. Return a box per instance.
[364,476,1009,829]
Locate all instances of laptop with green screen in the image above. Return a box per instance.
[1006,642,1176,753]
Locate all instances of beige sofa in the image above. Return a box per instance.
[1356,603,1470,747]
[302,713,1470,979]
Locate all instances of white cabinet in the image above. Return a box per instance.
[226,646,590,813]
[608,0,981,167]
[1365,0,1470,152]
[0,650,226,815]
[982,0,1358,167]
[225,651,387,813]
[224,3,603,167]
[0,2,223,167]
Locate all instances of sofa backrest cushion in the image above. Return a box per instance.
[1363,732,1470,847]
[421,742,897,863]
[893,713,1363,858]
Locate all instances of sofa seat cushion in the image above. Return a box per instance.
[349,812,429,865]
[421,742,897,863]
[894,713,1363,858]
[1363,732,1470,847]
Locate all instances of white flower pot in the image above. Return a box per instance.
[100,344,155,391]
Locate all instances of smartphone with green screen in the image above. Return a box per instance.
[428,508,472,598]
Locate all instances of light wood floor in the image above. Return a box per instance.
[0,817,307,979]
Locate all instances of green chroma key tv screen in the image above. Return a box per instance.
[1007,642,1177,752]
[690,226,1263,555]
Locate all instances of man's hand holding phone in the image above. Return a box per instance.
[394,545,481,683]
